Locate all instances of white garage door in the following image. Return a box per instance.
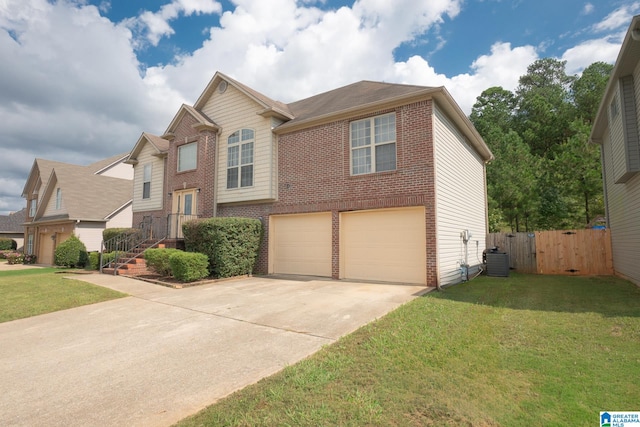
[340,207,426,284]
[270,212,332,277]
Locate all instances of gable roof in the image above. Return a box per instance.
[278,81,493,162]
[162,104,219,139]
[591,14,640,143]
[89,152,129,175]
[0,208,26,233]
[22,158,72,198]
[193,72,293,120]
[125,132,170,164]
[174,71,491,162]
[285,80,435,125]
[37,164,132,222]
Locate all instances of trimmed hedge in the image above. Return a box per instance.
[182,217,262,278]
[102,228,141,252]
[88,251,117,270]
[169,251,209,282]
[0,238,16,250]
[144,248,181,276]
[54,234,88,268]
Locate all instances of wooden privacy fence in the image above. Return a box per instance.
[487,229,613,276]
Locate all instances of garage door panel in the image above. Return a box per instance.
[271,213,332,277]
[341,207,426,284]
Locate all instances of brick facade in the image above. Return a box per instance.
[129,74,490,286]
[214,100,438,284]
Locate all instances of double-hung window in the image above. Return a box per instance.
[142,164,152,199]
[227,129,254,189]
[350,113,396,175]
[27,234,34,255]
[178,142,197,172]
[55,188,62,210]
[29,199,37,217]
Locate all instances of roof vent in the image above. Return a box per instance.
[218,81,228,93]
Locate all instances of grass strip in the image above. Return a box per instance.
[176,274,640,427]
[0,270,126,323]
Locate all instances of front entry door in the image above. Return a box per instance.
[171,189,197,238]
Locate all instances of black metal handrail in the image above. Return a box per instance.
[99,216,168,274]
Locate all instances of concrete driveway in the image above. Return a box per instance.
[0,273,428,427]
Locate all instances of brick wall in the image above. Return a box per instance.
[134,99,440,284]
[164,113,218,219]
[219,100,438,284]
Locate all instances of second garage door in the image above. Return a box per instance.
[270,212,332,277]
[340,207,426,284]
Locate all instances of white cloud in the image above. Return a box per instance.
[582,3,594,16]
[0,0,627,214]
[562,35,625,75]
[131,0,222,46]
[593,2,640,32]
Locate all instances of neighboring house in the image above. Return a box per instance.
[22,154,133,265]
[590,14,640,286]
[0,208,26,250]
[126,72,493,287]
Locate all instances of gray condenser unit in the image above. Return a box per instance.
[486,252,510,277]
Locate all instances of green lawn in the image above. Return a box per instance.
[176,274,640,427]
[0,267,126,323]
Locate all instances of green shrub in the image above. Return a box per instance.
[0,238,16,250]
[183,217,262,278]
[88,252,117,270]
[169,251,209,282]
[54,234,88,268]
[144,248,181,276]
[102,228,141,252]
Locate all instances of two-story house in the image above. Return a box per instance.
[590,14,640,286]
[126,72,493,287]
[22,154,133,265]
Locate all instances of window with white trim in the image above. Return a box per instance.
[27,234,34,255]
[178,142,197,172]
[142,164,152,199]
[227,129,254,189]
[55,188,62,210]
[29,199,37,217]
[350,113,396,175]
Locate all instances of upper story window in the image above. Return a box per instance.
[55,188,62,210]
[142,164,152,199]
[178,142,197,172]
[610,93,619,119]
[227,129,254,189]
[29,199,37,217]
[350,113,396,175]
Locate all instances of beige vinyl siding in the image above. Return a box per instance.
[433,103,488,286]
[96,161,134,180]
[107,204,133,228]
[43,185,67,217]
[609,84,627,183]
[132,144,164,212]
[201,84,276,203]
[75,223,104,252]
[602,120,640,285]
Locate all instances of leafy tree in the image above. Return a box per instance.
[514,58,576,158]
[485,129,539,232]
[553,119,604,225]
[572,62,614,123]
[470,87,516,137]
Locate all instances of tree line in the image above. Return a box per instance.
[469,58,613,232]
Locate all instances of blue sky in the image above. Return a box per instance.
[0,0,634,215]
